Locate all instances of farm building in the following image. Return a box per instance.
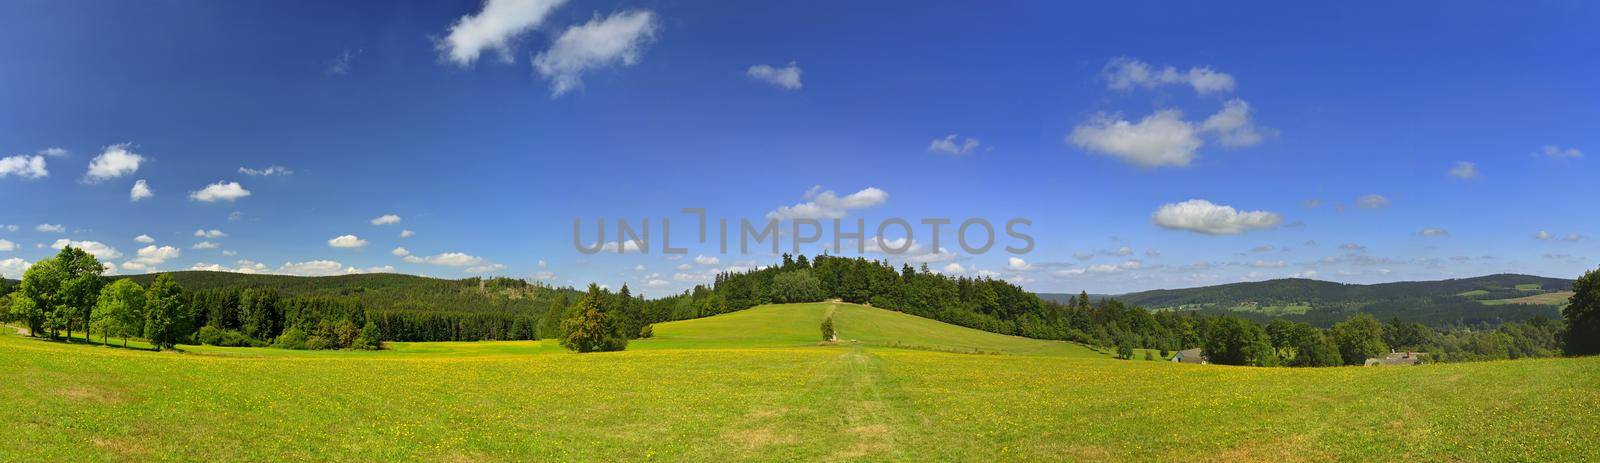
[1172,348,1206,364]
[1364,351,1427,366]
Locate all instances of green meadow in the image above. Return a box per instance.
[4,302,1599,461]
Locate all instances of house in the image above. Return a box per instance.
[1364,351,1427,366]
[1172,348,1206,364]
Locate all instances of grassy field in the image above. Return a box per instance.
[1481,291,1575,307]
[3,302,1599,461]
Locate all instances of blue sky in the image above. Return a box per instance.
[1,1,1596,294]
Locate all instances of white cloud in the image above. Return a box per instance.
[222,250,237,256]
[928,135,982,155]
[328,235,368,248]
[1070,110,1201,167]
[276,260,347,276]
[36,224,65,233]
[746,62,803,90]
[391,247,411,257]
[400,229,415,238]
[1356,194,1390,209]
[598,239,644,253]
[84,144,144,182]
[1535,230,1553,240]
[645,279,669,288]
[0,239,14,252]
[129,179,154,201]
[1447,161,1479,180]
[189,181,252,202]
[1005,257,1033,272]
[0,257,29,278]
[238,165,293,176]
[533,10,659,97]
[326,49,357,76]
[693,254,720,265]
[1251,260,1286,268]
[1537,145,1583,159]
[1340,243,1367,251]
[1420,228,1450,237]
[194,229,228,239]
[192,241,220,250]
[370,214,402,225]
[1199,99,1269,148]
[403,252,485,267]
[134,234,155,244]
[50,239,122,260]
[438,0,567,67]
[131,245,181,266]
[1151,199,1282,235]
[1103,57,1235,95]
[0,155,48,179]
[465,264,507,274]
[38,147,67,157]
[767,187,888,220]
[942,263,965,274]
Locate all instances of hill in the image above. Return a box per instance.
[3,303,1598,461]
[1102,274,1573,327]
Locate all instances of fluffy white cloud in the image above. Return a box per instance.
[1538,145,1583,159]
[400,229,415,238]
[465,264,507,274]
[36,224,65,233]
[194,229,228,238]
[1005,257,1033,272]
[0,155,48,179]
[1151,199,1282,235]
[84,144,144,182]
[1565,234,1585,242]
[403,252,485,267]
[693,254,720,265]
[276,260,347,276]
[130,245,181,266]
[0,239,14,251]
[767,186,889,220]
[391,247,411,257]
[1199,99,1268,148]
[438,0,567,67]
[1103,57,1235,95]
[1420,228,1450,237]
[38,147,67,157]
[50,239,122,260]
[130,179,153,201]
[370,214,401,225]
[597,239,643,253]
[942,263,965,274]
[1447,161,1479,180]
[238,165,293,176]
[645,278,670,288]
[192,241,220,250]
[746,62,802,90]
[1535,230,1553,240]
[0,257,29,278]
[189,181,252,202]
[1356,194,1390,209]
[533,10,658,97]
[327,235,368,248]
[928,135,981,155]
[134,234,155,244]
[1070,110,1201,167]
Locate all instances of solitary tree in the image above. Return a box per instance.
[93,279,146,347]
[560,284,627,353]
[1565,267,1600,355]
[143,274,186,350]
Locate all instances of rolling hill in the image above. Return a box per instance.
[1048,274,1574,327]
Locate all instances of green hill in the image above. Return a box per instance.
[648,302,1111,357]
[1101,274,1573,326]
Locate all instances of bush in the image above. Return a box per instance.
[821,316,836,342]
[350,322,384,350]
[638,324,654,339]
[274,327,309,350]
[197,325,259,347]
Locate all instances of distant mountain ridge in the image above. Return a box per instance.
[1041,274,1574,327]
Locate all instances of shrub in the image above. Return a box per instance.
[638,324,654,339]
[274,327,309,350]
[821,316,836,342]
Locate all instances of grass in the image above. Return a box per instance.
[1480,291,1574,307]
[3,303,1598,461]
[1516,283,1544,291]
